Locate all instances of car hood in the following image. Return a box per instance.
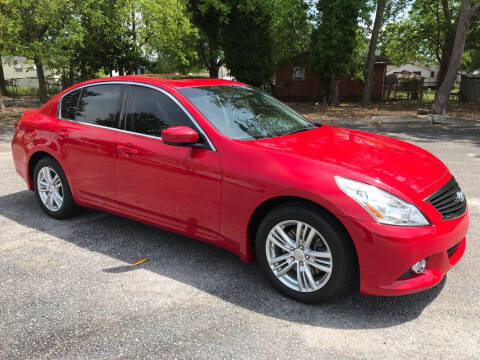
[242,125,448,195]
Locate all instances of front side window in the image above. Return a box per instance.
[178,86,316,140]
[75,84,126,128]
[60,89,81,120]
[125,85,194,137]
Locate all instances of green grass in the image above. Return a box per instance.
[6,85,62,97]
[6,86,38,96]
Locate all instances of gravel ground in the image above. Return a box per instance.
[0,119,479,359]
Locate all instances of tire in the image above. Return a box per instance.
[255,203,356,303]
[33,157,77,219]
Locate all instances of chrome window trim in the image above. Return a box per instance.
[57,81,217,151]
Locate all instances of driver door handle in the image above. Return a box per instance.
[117,144,138,155]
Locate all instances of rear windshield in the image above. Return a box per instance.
[178,85,316,140]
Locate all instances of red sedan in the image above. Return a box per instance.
[11,76,469,303]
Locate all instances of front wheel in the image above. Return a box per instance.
[255,204,356,303]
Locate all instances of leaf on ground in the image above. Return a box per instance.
[131,258,149,267]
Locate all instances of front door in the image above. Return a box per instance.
[114,85,221,241]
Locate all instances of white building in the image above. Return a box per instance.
[387,63,439,89]
[1,56,57,89]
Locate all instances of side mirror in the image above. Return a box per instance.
[161,126,199,146]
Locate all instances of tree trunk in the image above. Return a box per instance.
[34,56,48,103]
[68,64,74,87]
[0,56,7,96]
[209,65,220,78]
[362,0,386,106]
[0,94,4,110]
[61,70,67,90]
[436,37,454,88]
[330,73,340,106]
[432,0,477,116]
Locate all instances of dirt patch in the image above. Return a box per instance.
[0,96,41,117]
[288,102,480,122]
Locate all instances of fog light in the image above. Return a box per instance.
[411,259,426,274]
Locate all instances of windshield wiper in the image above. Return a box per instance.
[284,127,315,135]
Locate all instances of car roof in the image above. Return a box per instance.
[73,75,246,89]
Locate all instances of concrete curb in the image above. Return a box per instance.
[321,115,480,127]
[427,114,480,126]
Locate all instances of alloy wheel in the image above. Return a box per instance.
[37,166,64,212]
[265,220,333,292]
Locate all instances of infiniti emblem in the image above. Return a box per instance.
[456,191,465,202]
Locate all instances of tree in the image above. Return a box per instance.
[1,0,71,102]
[222,0,275,86]
[270,0,312,64]
[188,0,229,78]
[432,0,480,116]
[379,0,465,86]
[362,0,387,105]
[0,55,7,96]
[1,0,200,97]
[311,0,365,106]
[362,0,410,105]
[0,1,14,96]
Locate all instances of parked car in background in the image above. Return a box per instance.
[11,76,469,303]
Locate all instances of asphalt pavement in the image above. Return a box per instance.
[0,119,479,359]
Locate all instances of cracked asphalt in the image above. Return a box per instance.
[0,118,479,359]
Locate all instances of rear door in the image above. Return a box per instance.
[52,83,127,206]
[114,84,221,241]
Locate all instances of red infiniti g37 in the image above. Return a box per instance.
[11,76,469,303]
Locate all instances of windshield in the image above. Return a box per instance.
[178,85,317,140]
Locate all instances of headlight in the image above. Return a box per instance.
[335,176,429,226]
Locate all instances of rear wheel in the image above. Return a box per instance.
[33,157,76,219]
[255,204,355,303]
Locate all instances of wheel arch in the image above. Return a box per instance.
[247,196,359,285]
[27,151,60,190]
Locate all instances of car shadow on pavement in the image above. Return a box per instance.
[0,190,446,330]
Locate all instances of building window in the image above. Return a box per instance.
[431,71,435,78]
[292,67,305,81]
[14,64,23,72]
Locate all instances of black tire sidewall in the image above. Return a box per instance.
[255,204,353,303]
[33,157,75,219]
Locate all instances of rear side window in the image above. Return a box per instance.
[60,89,81,120]
[125,85,193,137]
[76,84,126,128]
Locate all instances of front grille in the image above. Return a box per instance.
[425,177,466,220]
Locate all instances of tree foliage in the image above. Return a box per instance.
[0,0,71,101]
[0,0,201,99]
[222,0,275,86]
[188,0,229,77]
[379,0,479,83]
[311,0,366,105]
[189,0,311,80]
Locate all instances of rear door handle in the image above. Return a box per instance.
[117,144,138,155]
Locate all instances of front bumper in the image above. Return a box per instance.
[339,209,469,296]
